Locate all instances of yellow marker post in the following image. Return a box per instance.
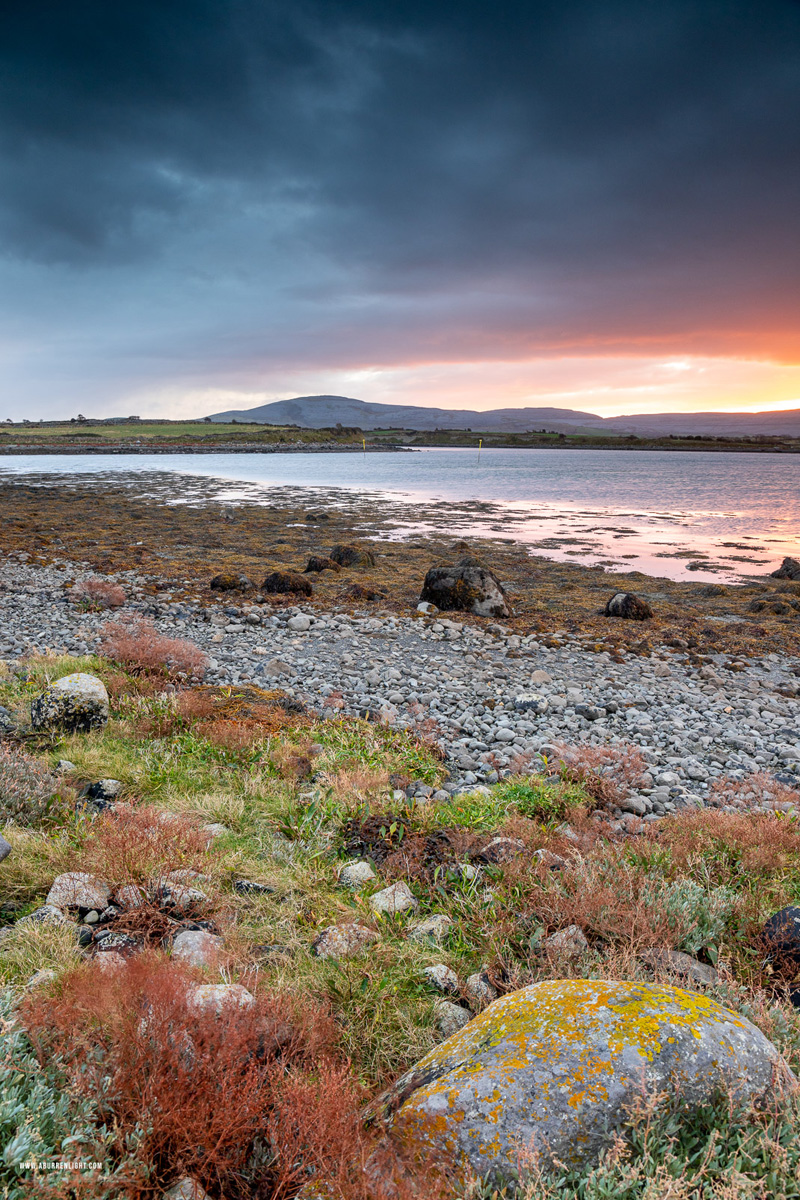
[478,438,482,463]
[362,437,366,457]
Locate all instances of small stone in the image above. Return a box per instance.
[478,837,525,864]
[0,834,11,863]
[513,693,549,714]
[640,948,718,986]
[188,983,254,1014]
[338,861,377,890]
[546,924,589,958]
[369,881,418,916]
[618,794,648,816]
[423,964,459,994]
[417,601,439,614]
[530,670,553,685]
[409,914,453,945]
[163,1179,211,1200]
[312,922,379,960]
[203,823,229,841]
[287,614,311,632]
[47,872,111,912]
[434,999,471,1037]
[93,951,127,972]
[83,910,99,924]
[464,972,498,1010]
[25,968,57,989]
[55,759,77,774]
[233,879,276,895]
[84,778,123,808]
[763,906,800,970]
[113,884,146,910]
[172,929,223,968]
[18,904,68,927]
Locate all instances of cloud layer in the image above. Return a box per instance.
[1,1,799,417]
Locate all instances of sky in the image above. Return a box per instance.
[1,0,799,421]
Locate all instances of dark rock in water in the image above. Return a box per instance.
[420,557,511,618]
[342,583,385,602]
[604,592,653,620]
[304,555,341,574]
[330,543,376,567]
[763,906,800,970]
[771,556,800,581]
[305,510,330,522]
[210,572,252,591]
[262,571,313,596]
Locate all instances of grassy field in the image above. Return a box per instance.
[1,649,800,1197]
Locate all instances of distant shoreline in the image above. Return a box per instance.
[0,440,797,455]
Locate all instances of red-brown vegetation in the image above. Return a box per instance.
[22,955,445,1199]
[99,617,207,681]
[547,741,649,807]
[72,577,127,609]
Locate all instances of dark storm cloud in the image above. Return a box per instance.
[1,0,799,412]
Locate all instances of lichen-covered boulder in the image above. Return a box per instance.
[383,979,795,1181]
[420,557,510,619]
[31,673,109,732]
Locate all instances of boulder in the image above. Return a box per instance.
[640,948,718,986]
[420,557,510,619]
[31,673,109,732]
[304,556,341,574]
[369,881,418,916]
[172,929,223,968]
[771,557,800,581]
[763,906,800,971]
[262,571,313,596]
[209,572,252,591]
[330,543,376,568]
[47,871,111,912]
[188,983,254,1015]
[385,980,796,1180]
[604,592,653,620]
[312,922,379,960]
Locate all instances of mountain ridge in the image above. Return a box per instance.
[205,394,800,436]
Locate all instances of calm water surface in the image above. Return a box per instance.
[1,448,798,582]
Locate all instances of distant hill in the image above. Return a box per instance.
[205,394,800,437]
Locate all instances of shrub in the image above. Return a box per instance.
[21,956,435,1199]
[72,577,126,609]
[99,617,207,681]
[0,745,57,825]
[707,770,800,812]
[547,742,649,808]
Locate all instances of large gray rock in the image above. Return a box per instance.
[0,834,11,863]
[311,922,379,959]
[31,673,109,732]
[385,979,796,1181]
[172,929,223,968]
[419,557,510,619]
[771,556,800,581]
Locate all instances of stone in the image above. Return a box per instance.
[530,670,553,685]
[188,983,254,1014]
[386,980,796,1180]
[84,778,123,809]
[25,968,57,989]
[287,614,311,632]
[202,822,229,841]
[575,703,603,722]
[262,571,313,596]
[464,972,498,1010]
[172,929,223,968]
[434,999,471,1038]
[604,593,653,621]
[546,925,589,957]
[420,557,510,619]
[311,922,379,959]
[31,672,109,732]
[369,881,418,916]
[640,948,719,986]
[0,834,11,863]
[408,914,453,945]
[417,601,439,614]
[338,860,377,890]
[163,1179,211,1200]
[18,904,68,927]
[0,705,15,734]
[93,951,128,972]
[762,905,800,970]
[210,572,252,592]
[478,837,525,865]
[233,879,276,895]
[46,872,111,912]
[55,759,77,774]
[304,556,341,574]
[618,794,648,816]
[113,884,146,910]
[330,543,376,568]
[771,557,800,581]
[513,692,549,715]
[423,964,459,994]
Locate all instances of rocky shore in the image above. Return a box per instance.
[2,553,798,820]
